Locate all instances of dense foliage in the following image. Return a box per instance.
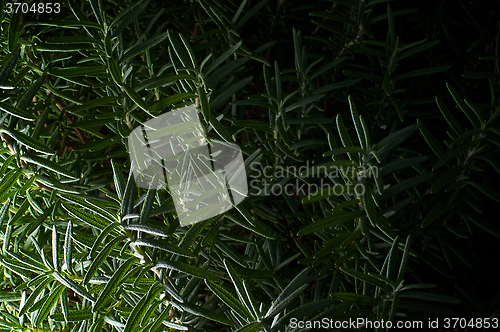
[0,0,499,331]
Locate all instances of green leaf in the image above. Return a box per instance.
[285,94,325,112]
[93,257,139,312]
[400,291,460,303]
[0,128,55,154]
[298,211,362,236]
[37,175,80,193]
[381,173,434,202]
[52,272,94,303]
[111,159,125,200]
[121,170,137,216]
[124,284,162,332]
[281,300,345,331]
[323,146,365,157]
[233,120,272,134]
[34,284,66,327]
[395,65,451,80]
[223,259,256,318]
[60,194,118,222]
[313,79,361,95]
[8,11,22,52]
[50,308,93,322]
[175,302,235,326]
[381,156,428,176]
[0,291,21,302]
[206,280,254,320]
[0,197,11,229]
[139,185,156,228]
[435,96,464,136]
[148,305,175,331]
[44,82,83,105]
[396,235,411,285]
[52,225,60,272]
[462,72,500,79]
[275,62,282,102]
[287,117,333,125]
[417,120,446,158]
[348,96,366,150]
[314,232,354,259]
[18,76,45,109]
[335,113,356,161]
[155,260,221,281]
[179,33,197,70]
[71,96,119,114]
[111,0,150,37]
[331,292,377,305]
[465,214,500,238]
[64,221,73,274]
[73,135,121,152]
[198,85,210,121]
[465,181,500,203]
[62,203,111,232]
[125,224,169,237]
[265,267,310,318]
[19,276,54,316]
[205,40,243,75]
[136,73,196,91]
[21,154,77,179]
[48,66,107,78]
[207,57,250,86]
[235,322,262,332]
[386,235,401,280]
[340,267,392,293]
[449,128,483,149]
[119,32,169,65]
[34,19,104,30]
[0,154,16,178]
[133,239,194,258]
[476,155,500,174]
[288,138,328,150]
[71,118,116,129]
[209,114,234,142]
[108,58,122,86]
[149,93,196,113]
[210,76,253,110]
[432,142,475,171]
[89,222,122,260]
[0,169,22,204]
[446,83,481,128]
[122,85,152,115]
[0,102,36,121]
[0,50,20,85]
[84,235,127,284]
[301,184,354,204]
[430,166,460,193]
[167,30,192,69]
[234,0,269,31]
[398,39,441,60]
[47,36,100,45]
[179,219,211,249]
[374,124,420,160]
